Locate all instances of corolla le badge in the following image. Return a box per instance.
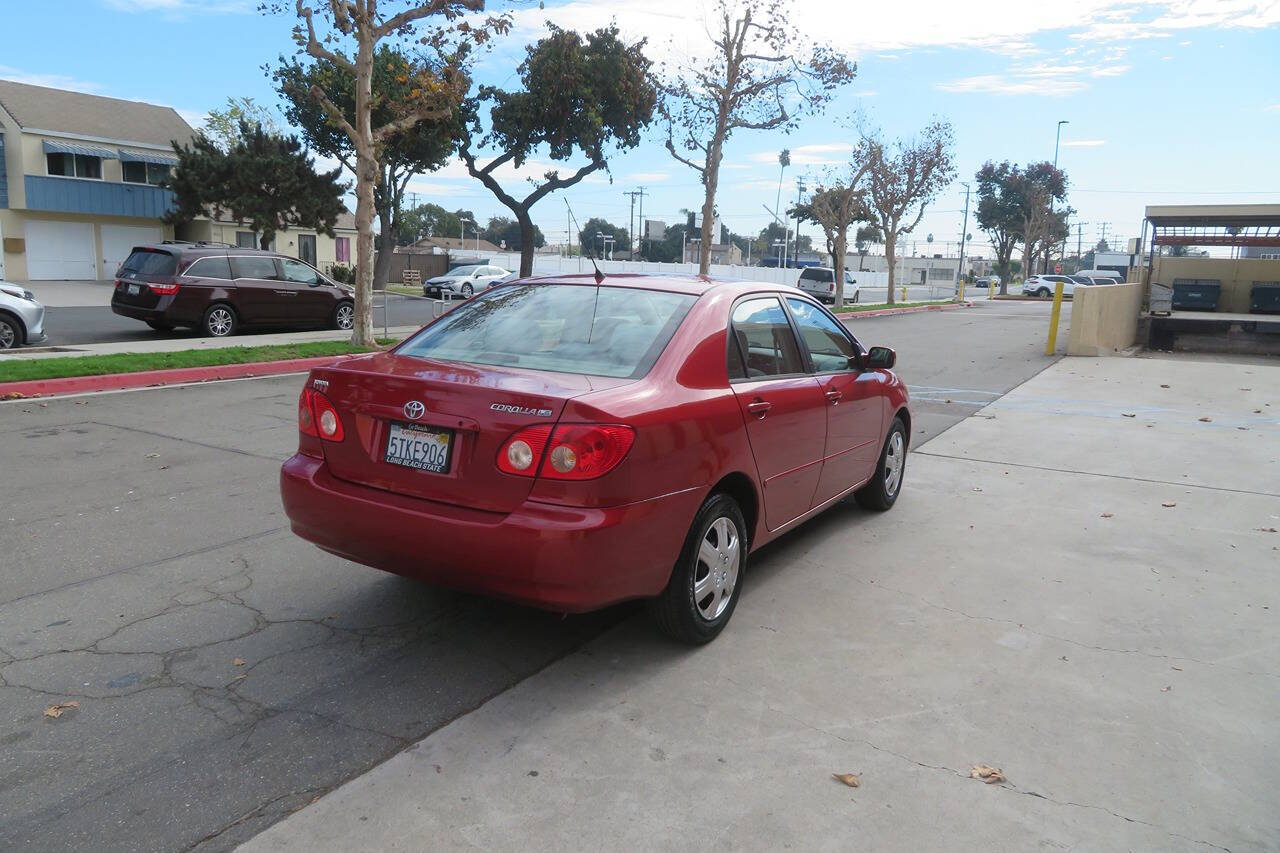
[491,402,554,417]
[403,400,426,420]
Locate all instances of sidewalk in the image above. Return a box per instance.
[241,355,1279,853]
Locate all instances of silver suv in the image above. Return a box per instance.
[0,280,47,349]
[796,267,860,304]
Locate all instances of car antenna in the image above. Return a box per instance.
[588,253,605,285]
[563,197,604,284]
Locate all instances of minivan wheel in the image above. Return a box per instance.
[202,304,237,338]
[461,283,474,298]
[333,301,354,330]
[0,315,19,349]
[652,493,747,645]
[855,416,907,512]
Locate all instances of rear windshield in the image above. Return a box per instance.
[397,283,697,379]
[446,265,480,277]
[119,249,177,278]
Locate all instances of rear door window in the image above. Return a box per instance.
[231,256,281,280]
[729,297,805,379]
[183,256,232,280]
[398,284,696,379]
[119,250,177,279]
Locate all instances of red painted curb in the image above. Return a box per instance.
[834,302,972,320]
[0,353,364,400]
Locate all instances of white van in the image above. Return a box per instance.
[796,266,861,304]
[1077,269,1126,283]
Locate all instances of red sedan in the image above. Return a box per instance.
[281,275,910,643]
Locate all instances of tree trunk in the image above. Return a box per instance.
[832,233,847,312]
[516,209,535,277]
[884,230,897,305]
[374,204,395,290]
[698,131,724,275]
[350,35,377,347]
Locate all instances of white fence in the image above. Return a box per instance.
[484,253,894,289]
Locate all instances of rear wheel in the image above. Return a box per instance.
[333,300,354,331]
[652,493,747,645]
[856,417,907,511]
[202,304,237,338]
[0,315,19,349]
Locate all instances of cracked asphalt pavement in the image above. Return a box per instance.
[0,301,1066,852]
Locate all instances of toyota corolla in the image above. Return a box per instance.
[280,274,910,643]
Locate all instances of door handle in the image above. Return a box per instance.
[746,399,772,418]
[825,388,842,405]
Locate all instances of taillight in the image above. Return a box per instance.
[113,279,123,290]
[540,424,634,480]
[828,282,835,292]
[298,387,344,442]
[149,281,179,295]
[496,425,553,475]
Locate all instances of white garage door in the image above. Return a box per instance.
[101,224,163,278]
[25,220,97,280]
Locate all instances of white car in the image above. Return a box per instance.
[1022,274,1077,297]
[796,266,861,304]
[423,264,512,299]
[0,280,47,349]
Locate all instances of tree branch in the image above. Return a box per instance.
[371,102,454,143]
[297,1,356,73]
[376,0,481,38]
[665,138,706,174]
[307,83,360,145]
[524,159,605,208]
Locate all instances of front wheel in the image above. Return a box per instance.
[461,283,474,298]
[856,417,907,511]
[0,315,19,349]
[652,493,747,644]
[1037,287,1051,298]
[333,300,354,331]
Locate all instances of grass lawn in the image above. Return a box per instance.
[384,284,424,296]
[0,340,395,384]
[834,299,960,314]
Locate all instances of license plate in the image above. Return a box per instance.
[127,284,141,295]
[385,421,453,473]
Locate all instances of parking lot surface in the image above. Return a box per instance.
[245,355,1279,853]
[2,301,1064,851]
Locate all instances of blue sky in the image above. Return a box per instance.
[4,0,1278,259]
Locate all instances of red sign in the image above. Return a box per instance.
[1054,264,1063,274]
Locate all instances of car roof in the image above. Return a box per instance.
[133,243,278,258]
[499,272,808,298]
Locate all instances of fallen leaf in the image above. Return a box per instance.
[1059,655,1068,661]
[1121,412,1136,418]
[1257,527,1277,534]
[1198,417,1212,422]
[1171,666,1183,671]
[1162,501,1177,508]
[146,453,160,459]
[832,772,861,788]
[1161,685,1172,693]
[972,487,983,492]
[1101,512,1114,518]
[1160,384,1170,388]
[970,764,1006,784]
[233,658,246,666]
[44,701,80,718]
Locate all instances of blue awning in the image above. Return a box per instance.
[119,148,178,166]
[42,139,117,159]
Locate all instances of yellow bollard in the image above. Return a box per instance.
[1045,281,1065,355]
[901,285,907,302]
[989,281,996,299]
[958,280,966,302]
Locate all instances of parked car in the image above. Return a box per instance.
[110,244,354,337]
[423,264,512,299]
[1077,268,1127,283]
[797,266,861,304]
[281,276,910,644]
[1022,274,1077,297]
[973,275,1001,288]
[0,280,47,349]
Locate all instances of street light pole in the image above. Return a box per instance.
[1045,119,1069,274]
[957,181,970,289]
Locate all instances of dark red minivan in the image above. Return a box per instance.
[111,243,354,337]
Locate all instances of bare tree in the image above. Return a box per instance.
[791,162,871,310]
[662,0,855,274]
[282,0,503,346]
[862,120,956,305]
[1015,162,1067,284]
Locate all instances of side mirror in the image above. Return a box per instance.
[865,346,896,370]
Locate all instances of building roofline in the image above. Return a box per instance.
[16,127,179,151]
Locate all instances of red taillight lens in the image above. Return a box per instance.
[496,425,553,476]
[538,424,635,480]
[149,281,179,295]
[113,279,123,290]
[298,387,343,442]
[828,282,835,292]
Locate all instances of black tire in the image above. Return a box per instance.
[652,493,748,645]
[144,319,173,332]
[461,283,474,298]
[333,300,354,331]
[202,303,237,338]
[0,314,20,349]
[1037,287,1051,298]
[853,291,860,304]
[856,416,907,512]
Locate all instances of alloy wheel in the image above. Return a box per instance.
[0,319,16,349]
[207,308,234,337]
[336,303,354,330]
[462,283,474,298]
[693,516,740,621]
[884,430,905,496]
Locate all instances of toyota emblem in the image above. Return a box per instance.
[403,400,426,420]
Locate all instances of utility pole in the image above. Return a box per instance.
[636,187,646,260]
[1098,221,1111,250]
[1074,220,1089,264]
[956,182,971,287]
[794,177,807,265]
[623,188,647,259]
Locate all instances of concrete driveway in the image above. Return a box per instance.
[243,354,1279,853]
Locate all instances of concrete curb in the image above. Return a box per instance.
[0,353,364,400]
[835,301,972,320]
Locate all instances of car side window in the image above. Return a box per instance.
[184,256,232,280]
[231,256,280,280]
[785,297,857,372]
[280,258,319,285]
[729,297,805,379]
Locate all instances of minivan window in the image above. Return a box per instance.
[119,249,177,278]
[730,297,805,378]
[398,284,696,379]
[280,258,319,284]
[184,256,232,280]
[231,256,280,280]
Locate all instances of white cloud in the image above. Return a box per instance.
[0,65,105,93]
[1267,103,1280,112]
[628,171,671,183]
[852,90,879,97]
[1061,139,1107,147]
[938,74,1089,96]
[748,143,853,167]
[1091,64,1132,76]
[102,0,253,11]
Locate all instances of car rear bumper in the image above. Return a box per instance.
[280,454,701,612]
